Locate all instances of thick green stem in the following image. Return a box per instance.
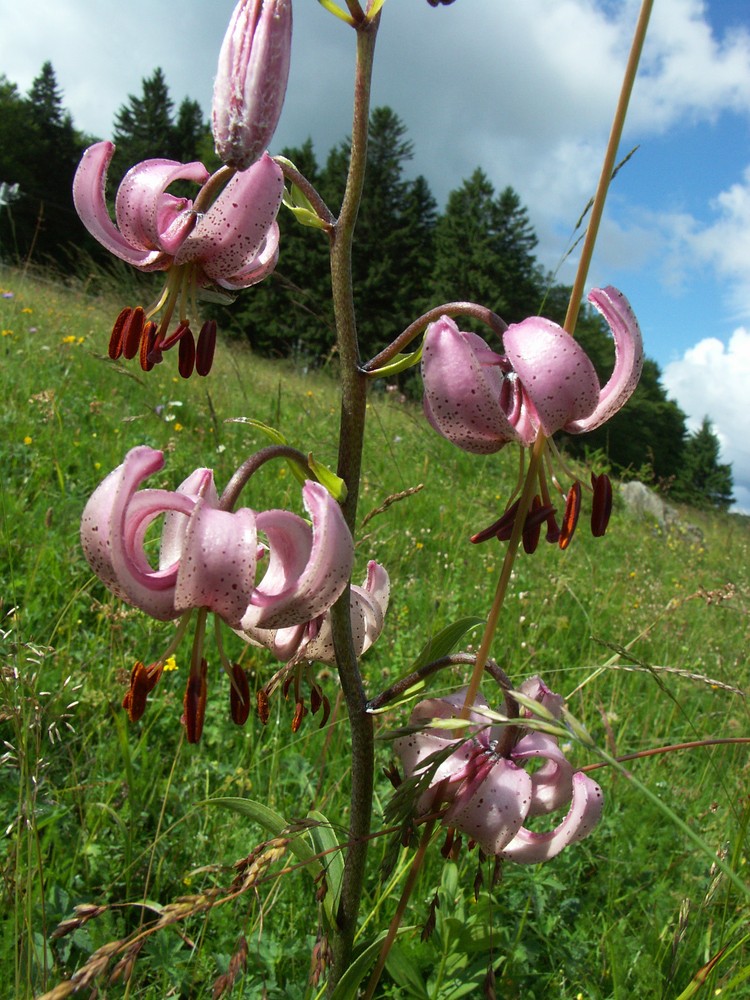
[327,13,380,989]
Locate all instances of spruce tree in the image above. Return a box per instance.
[671,417,734,510]
[112,68,176,178]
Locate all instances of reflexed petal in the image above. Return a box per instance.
[80,446,192,620]
[241,481,354,630]
[503,318,600,436]
[500,772,604,863]
[510,732,574,815]
[174,498,259,627]
[517,674,565,719]
[115,157,209,255]
[300,560,391,665]
[241,621,309,661]
[73,142,166,269]
[422,317,521,453]
[160,467,218,568]
[394,728,477,814]
[444,758,532,855]
[565,287,644,433]
[178,154,284,281]
[213,222,280,290]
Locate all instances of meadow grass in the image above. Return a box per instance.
[1,268,749,998]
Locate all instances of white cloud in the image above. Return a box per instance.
[663,327,750,511]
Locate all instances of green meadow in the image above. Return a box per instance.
[1,269,749,998]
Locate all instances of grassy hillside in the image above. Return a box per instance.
[1,269,749,999]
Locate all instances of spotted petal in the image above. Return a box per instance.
[510,732,574,815]
[503,318,600,436]
[174,497,259,628]
[499,772,604,863]
[240,481,354,630]
[422,317,521,453]
[177,153,284,283]
[444,758,532,855]
[115,157,208,255]
[80,446,203,621]
[565,286,644,433]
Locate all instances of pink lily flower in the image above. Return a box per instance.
[72,141,283,374]
[422,286,643,453]
[81,446,354,629]
[395,678,603,862]
[422,287,642,548]
[81,447,356,740]
[213,0,293,171]
[240,559,390,664]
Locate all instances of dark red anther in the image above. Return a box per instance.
[310,683,322,716]
[559,480,582,550]
[229,663,250,726]
[196,320,217,376]
[159,321,192,352]
[545,509,561,544]
[121,306,145,360]
[471,499,520,544]
[183,658,208,744]
[282,672,294,699]
[178,329,196,379]
[109,307,131,359]
[123,660,148,722]
[591,472,613,537]
[522,495,543,554]
[291,700,306,733]
[140,322,159,371]
[122,660,163,722]
[318,695,331,729]
[257,687,270,724]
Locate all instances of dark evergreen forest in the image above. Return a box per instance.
[0,62,733,509]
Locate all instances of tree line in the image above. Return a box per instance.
[0,63,733,509]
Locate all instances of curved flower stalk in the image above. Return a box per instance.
[73,141,283,375]
[81,446,354,739]
[422,287,642,548]
[394,677,603,862]
[213,0,293,171]
[240,559,390,664]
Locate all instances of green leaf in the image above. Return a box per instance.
[307,454,348,502]
[200,797,316,864]
[329,926,417,1000]
[411,617,484,672]
[306,810,344,926]
[227,417,288,447]
[385,943,430,998]
[367,343,424,378]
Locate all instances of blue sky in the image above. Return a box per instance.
[3,0,750,506]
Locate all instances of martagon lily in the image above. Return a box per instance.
[421,286,643,547]
[81,446,377,740]
[395,678,603,862]
[72,141,284,376]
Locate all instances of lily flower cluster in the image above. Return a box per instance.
[395,679,603,863]
[421,287,643,549]
[81,447,388,741]
[72,0,292,377]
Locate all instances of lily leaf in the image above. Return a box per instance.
[367,342,424,378]
[329,926,417,1000]
[411,616,484,671]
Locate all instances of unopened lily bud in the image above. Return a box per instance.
[212,0,293,170]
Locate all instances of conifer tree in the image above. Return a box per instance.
[671,417,734,510]
[112,68,176,178]
[432,170,541,324]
